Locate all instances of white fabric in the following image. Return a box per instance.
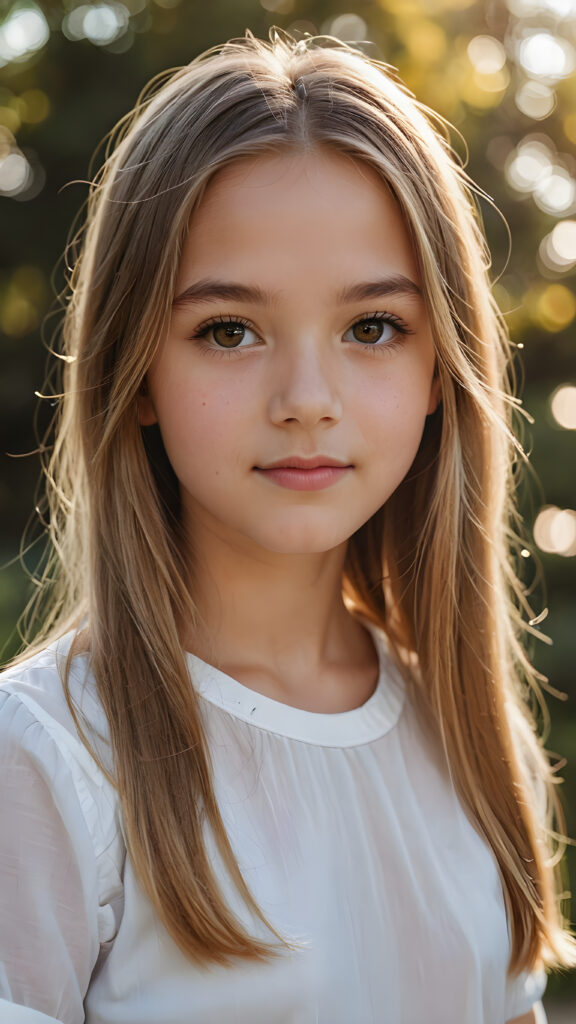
[0,629,547,1024]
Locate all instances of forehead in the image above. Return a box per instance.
[177,148,420,291]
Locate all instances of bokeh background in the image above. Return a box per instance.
[1,0,575,1009]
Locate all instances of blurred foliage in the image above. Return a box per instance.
[0,0,575,998]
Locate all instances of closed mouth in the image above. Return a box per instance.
[255,456,352,470]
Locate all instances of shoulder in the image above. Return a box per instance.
[0,634,119,857]
[1,632,109,757]
[1,635,124,926]
[2,631,86,704]
[0,641,125,1004]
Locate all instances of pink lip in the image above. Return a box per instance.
[257,456,351,470]
[254,456,353,492]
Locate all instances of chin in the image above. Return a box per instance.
[250,521,354,556]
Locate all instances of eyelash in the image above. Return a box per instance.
[190,311,414,358]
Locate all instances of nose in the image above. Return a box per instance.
[267,342,343,428]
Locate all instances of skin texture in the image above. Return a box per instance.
[139,147,441,706]
[140,149,544,1021]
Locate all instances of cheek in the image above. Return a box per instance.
[355,372,432,449]
[151,374,247,478]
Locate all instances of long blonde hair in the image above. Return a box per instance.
[18,29,576,972]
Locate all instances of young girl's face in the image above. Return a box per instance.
[140,148,440,557]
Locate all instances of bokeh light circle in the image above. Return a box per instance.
[550,385,576,429]
[0,5,49,65]
[467,36,506,74]
[515,81,556,120]
[534,506,576,556]
[518,31,576,82]
[0,151,31,195]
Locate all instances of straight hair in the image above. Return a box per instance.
[16,29,576,972]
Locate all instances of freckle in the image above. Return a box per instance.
[202,401,206,406]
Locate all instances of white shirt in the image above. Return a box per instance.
[0,627,546,1024]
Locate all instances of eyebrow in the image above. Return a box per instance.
[172,274,422,309]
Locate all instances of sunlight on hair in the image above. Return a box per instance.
[5,25,575,989]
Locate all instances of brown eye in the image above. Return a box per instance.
[354,321,385,343]
[194,318,260,351]
[212,323,247,348]
[344,317,397,345]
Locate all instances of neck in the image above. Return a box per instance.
[183,521,377,709]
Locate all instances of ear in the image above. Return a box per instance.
[427,374,442,416]
[137,384,157,426]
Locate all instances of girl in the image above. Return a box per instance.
[0,29,573,1024]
